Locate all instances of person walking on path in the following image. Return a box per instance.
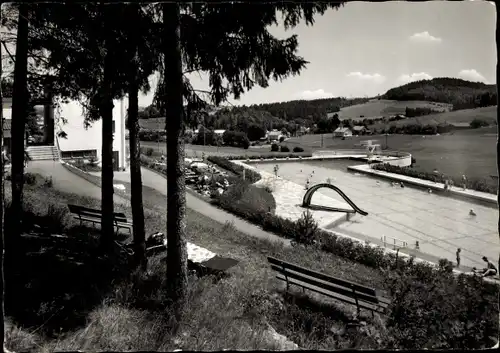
[456,248,461,268]
[462,174,467,190]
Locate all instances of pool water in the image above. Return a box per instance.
[254,160,499,269]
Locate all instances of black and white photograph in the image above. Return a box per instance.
[0,0,499,351]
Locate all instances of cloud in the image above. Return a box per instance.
[296,89,334,100]
[398,72,433,84]
[457,69,488,83]
[346,72,386,83]
[409,31,442,43]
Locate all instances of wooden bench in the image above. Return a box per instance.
[268,256,391,316]
[68,204,133,235]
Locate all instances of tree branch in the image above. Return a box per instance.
[1,41,15,63]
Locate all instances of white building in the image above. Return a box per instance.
[56,98,128,171]
[333,127,352,138]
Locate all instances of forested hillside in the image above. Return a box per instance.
[382,77,497,110]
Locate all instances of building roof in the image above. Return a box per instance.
[334,127,351,133]
[352,126,366,131]
[214,129,226,134]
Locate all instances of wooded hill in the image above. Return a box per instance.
[382,77,497,110]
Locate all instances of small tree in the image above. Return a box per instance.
[295,210,318,246]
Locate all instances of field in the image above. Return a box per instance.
[338,99,452,120]
[368,105,497,130]
[288,128,498,187]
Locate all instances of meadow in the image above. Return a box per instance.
[368,105,497,129]
[338,99,452,120]
[289,128,498,187]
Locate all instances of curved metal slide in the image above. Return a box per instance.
[302,183,369,216]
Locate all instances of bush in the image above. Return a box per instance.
[270,143,279,152]
[294,210,318,246]
[146,148,154,157]
[372,163,497,194]
[293,146,304,153]
[280,145,290,152]
[279,136,285,143]
[24,172,37,185]
[470,118,490,129]
[214,179,276,215]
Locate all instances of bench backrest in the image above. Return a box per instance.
[268,256,380,305]
[68,204,129,222]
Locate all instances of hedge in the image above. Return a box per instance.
[221,152,312,160]
[206,156,262,183]
[373,163,497,194]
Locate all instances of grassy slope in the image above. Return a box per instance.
[5,178,389,351]
[288,130,498,183]
[338,99,452,120]
[368,105,497,130]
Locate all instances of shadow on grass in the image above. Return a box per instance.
[4,220,134,338]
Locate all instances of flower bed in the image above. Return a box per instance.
[372,163,497,194]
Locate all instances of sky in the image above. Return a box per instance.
[139,0,497,107]
[1,1,496,108]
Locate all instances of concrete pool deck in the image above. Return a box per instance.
[348,164,497,206]
[243,160,499,269]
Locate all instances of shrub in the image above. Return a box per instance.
[215,179,276,215]
[280,145,290,152]
[43,176,53,188]
[293,146,304,153]
[146,148,154,157]
[270,143,279,152]
[294,210,318,246]
[470,118,490,129]
[279,136,285,143]
[24,172,37,185]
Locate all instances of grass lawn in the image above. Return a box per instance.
[338,99,452,120]
[289,129,498,188]
[4,176,394,351]
[369,105,497,129]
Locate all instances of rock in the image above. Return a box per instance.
[263,324,299,350]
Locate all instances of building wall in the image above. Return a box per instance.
[56,98,128,169]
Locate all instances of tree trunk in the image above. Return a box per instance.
[128,76,146,270]
[497,3,500,280]
[10,3,29,246]
[0,20,6,350]
[100,40,115,250]
[163,3,188,314]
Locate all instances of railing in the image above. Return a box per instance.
[381,235,410,250]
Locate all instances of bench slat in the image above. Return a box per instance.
[277,275,386,313]
[271,265,380,305]
[268,256,377,297]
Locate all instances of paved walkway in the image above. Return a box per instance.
[26,160,128,205]
[27,161,290,247]
[108,167,291,247]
